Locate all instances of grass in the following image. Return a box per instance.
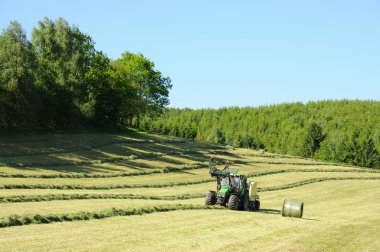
[0,130,379,251]
[254,171,380,187]
[0,198,205,218]
[1,180,379,251]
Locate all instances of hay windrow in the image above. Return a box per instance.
[0,193,205,203]
[1,176,379,191]
[1,165,378,179]
[0,204,224,228]
[258,177,380,192]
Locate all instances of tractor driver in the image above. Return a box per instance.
[223,161,230,170]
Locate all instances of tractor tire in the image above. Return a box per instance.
[205,191,217,205]
[254,200,260,211]
[249,201,255,210]
[243,193,250,211]
[282,199,303,218]
[228,194,240,210]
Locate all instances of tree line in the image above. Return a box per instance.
[0,17,172,129]
[1,18,378,168]
[139,100,380,169]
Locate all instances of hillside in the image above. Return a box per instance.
[1,130,380,251]
[139,100,380,168]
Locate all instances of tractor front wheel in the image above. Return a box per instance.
[228,194,240,210]
[205,191,217,205]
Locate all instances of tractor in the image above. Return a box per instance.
[205,157,260,211]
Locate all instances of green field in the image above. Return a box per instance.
[1,130,379,251]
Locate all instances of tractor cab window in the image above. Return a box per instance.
[231,177,240,188]
[221,177,229,186]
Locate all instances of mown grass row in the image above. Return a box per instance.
[0,137,196,158]
[241,152,302,159]
[2,148,343,169]
[0,151,165,168]
[0,162,209,178]
[1,176,379,205]
[258,176,380,192]
[0,139,152,158]
[2,158,377,179]
[235,159,357,167]
[0,178,214,190]
[1,176,378,204]
[1,176,379,191]
[0,204,224,228]
[0,193,205,203]
[0,148,213,168]
[247,168,380,178]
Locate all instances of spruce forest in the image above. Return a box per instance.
[139,101,380,168]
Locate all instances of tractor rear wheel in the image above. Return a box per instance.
[254,200,260,210]
[205,191,217,205]
[228,194,240,210]
[243,193,250,211]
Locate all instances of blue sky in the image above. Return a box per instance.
[1,0,379,108]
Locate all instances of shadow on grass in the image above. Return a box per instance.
[301,218,320,221]
[256,209,281,215]
[0,129,238,174]
[256,209,320,221]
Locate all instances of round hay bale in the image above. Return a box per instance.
[282,199,304,218]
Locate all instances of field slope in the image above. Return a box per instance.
[0,130,379,251]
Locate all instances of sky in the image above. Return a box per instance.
[0,0,379,109]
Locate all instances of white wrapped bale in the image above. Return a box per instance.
[282,199,304,218]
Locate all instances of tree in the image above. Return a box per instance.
[112,52,172,126]
[0,18,173,130]
[0,21,40,128]
[85,51,121,126]
[138,101,380,168]
[302,123,326,157]
[32,17,99,127]
[207,127,225,144]
[343,131,380,168]
[109,59,137,125]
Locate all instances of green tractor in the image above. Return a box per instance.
[205,157,260,211]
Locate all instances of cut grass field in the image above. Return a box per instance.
[0,130,379,251]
